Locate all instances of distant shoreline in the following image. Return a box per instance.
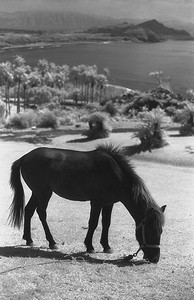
[0,40,193,95]
[1,37,193,52]
[0,39,136,51]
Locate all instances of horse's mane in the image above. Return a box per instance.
[96,143,165,227]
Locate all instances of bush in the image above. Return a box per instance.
[0,100,5,121]
[83,112,111,140]
[37,109,59,129]
[165,106,177,117]
[133,108,168,150]
[27,86,52,104]
[6,110,38,129]
[27,86,68,105]
[86,102,101,113]
[177,104,194,136]
[102,100,117,116]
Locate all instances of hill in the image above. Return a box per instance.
[0,11,117,32]
[138,19,192,40]
[87,19,194,42]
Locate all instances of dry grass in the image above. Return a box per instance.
[0,133,194,300]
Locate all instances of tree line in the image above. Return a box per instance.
[0,55,110,116]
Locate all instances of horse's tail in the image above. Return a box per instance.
[9,158,25,228]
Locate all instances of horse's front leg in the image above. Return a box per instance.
[23,194,37,246]
[84,201,101,253]
[100,204,113,253]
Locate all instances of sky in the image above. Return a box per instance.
[0,0,194,24]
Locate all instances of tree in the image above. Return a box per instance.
[96,74,108,104]
[53,64,69,89]
[70,66,79,88]
[37,59,49,85]
[13,56,29,113]
[0,61,14,115]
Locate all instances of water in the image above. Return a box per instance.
[0,40,194,94]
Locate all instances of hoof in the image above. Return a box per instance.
[103,248,113,254]
[49,244,58,250]
[87,248,95,254]
[26,241,34,247]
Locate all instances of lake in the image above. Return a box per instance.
[0,40,194,94]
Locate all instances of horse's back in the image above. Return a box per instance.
[20,147,125,203]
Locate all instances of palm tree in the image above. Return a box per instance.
[37,59,49,85]
[103,67,110,100]
[53,65,69,90]
[27,70,41,88]
[96,74,108,104]
[12,55,29,113]
[14,66,27,113]
[0,62,14,115]
[70,66,79,88]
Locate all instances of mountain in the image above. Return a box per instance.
[138,19,192,40]
[0,11,118,32]
[163,20,194,37]
[87,19,194,42]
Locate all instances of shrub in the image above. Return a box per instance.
[27,86,52,104]
[37,109,59,129]
[59,115,74,126]
[86,102,101,113]
[186,89,194,102]
[149,71,172,92]
[0,100,5,121]
[6,110,38,129]
[27,86,68,105]
[133,108,168,150]
[83,112,111,140]
[165,106,177,117]
[102,100,117,116]
[178,104,194,136]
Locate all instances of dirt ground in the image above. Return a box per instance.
[0,130,194,299]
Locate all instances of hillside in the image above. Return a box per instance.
[138,19,192,40]
[87,19,194,42]
[0,11,117,32]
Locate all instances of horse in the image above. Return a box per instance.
[9,144,166,263]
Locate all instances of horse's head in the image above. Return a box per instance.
[136,205,166,263]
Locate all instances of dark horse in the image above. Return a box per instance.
[9,144,166,263]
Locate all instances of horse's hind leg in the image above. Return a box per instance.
[36,190,57,249]
[23,194,37,246]
[84,201,101,253]
[100,204,113,253]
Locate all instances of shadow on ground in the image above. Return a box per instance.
[0,126,138,145]
[0,127,157,156]
[0,128,84,144]
[0,246,149,270]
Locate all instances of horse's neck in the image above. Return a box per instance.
[122,198,147,226]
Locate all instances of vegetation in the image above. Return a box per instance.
[0,99,5,121]
[133,108,168,150]
[149,71,172,92]
[0,55,109,117]
[87,19,193,42]
[83,112,112,140]
[1,55,194,140]
[176,104,194,136]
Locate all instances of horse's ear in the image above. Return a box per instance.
[160,205,166,213]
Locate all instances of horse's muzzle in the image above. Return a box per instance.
[143,248,160,263]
